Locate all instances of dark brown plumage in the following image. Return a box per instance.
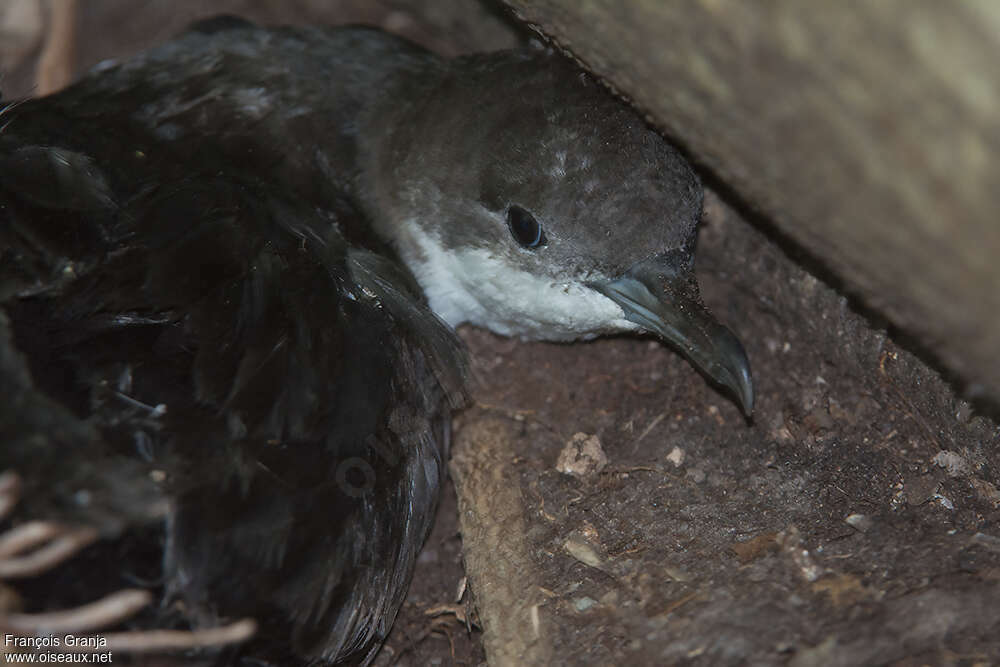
[0,15,750,665]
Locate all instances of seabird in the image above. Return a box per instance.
[0,17,752,665]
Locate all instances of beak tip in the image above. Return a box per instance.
[709,324,754,420]
[723,355,754,419]
[738,381,754,418]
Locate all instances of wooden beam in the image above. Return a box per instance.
[450,415,553,666]
[505,0,1000,401]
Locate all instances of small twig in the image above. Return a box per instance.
[0,470,256,656]
[428,621,457,662]
[0,521,63,559]
[424,603,475,628]
[101,619,258,653]
[632,412,667,449]
[2,589,151,634]
[0,526,98,579]
[659,590,701,616]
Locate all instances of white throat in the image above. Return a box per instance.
[400,222,638,341]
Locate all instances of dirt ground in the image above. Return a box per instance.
[451,189,1000,665]
[2,1,998,666]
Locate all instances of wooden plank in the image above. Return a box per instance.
[504,0,1000,401]
[449,414,553,666]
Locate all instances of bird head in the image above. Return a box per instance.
[359,51,753,416]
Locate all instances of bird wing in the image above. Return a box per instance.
[0,23,465,665]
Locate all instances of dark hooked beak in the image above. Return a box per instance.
[588,252,754,417]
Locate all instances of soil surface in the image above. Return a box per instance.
[451,190,1000,665]
[3,2,998,666]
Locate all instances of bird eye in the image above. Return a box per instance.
[506,205,546,249]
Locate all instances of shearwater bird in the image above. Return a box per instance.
[0,17,752,665]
